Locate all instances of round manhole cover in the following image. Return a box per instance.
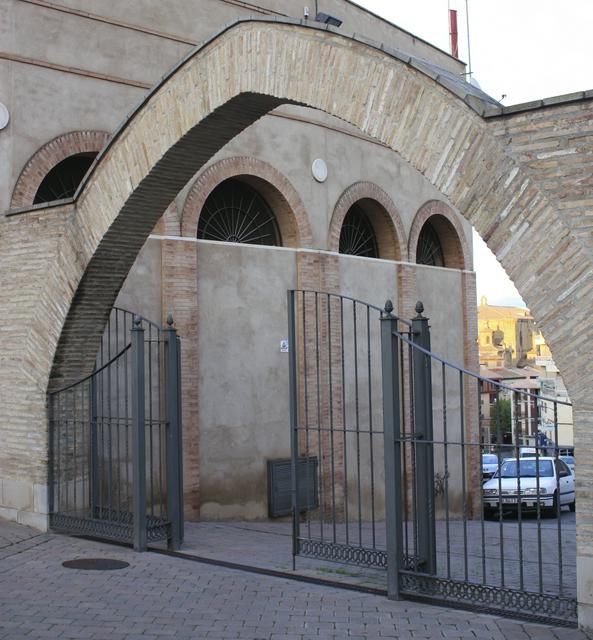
[62,558,129,571]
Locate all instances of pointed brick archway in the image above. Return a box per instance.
[2,17,593,626]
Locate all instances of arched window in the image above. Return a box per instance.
[339,204,379,258]
[416,221,445,267]
[197,178,281,246]
[410,204,468,270]
[34,152,97,204]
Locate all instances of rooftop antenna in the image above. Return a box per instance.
[465,0,473,81]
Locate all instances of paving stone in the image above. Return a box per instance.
[0,519,591,640]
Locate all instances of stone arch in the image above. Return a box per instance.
[329,182,406,260]
[10,130,110,208]
[180,157,312,248]
[409,200,470,270]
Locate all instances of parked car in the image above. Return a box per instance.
[483,457,575,518]
[560,455,575,474]
[482,454,499,480]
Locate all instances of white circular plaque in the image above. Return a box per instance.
[312,158,328,183]
[0,103,9,130]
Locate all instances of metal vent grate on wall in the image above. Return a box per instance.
[267,457,318,518]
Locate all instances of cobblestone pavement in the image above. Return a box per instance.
[175,517,576,597]
[0,518,590,640]
[0,519,51,561]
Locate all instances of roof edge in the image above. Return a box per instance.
[342,0,466,67]
[484,89,593,118]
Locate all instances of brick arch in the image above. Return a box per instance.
[10,130,110,208]
[180,157,312,248]
[30,20,587,403]
[408,200,471,271]
[328,182,406,260]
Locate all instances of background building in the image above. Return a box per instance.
[478,298,573,451]
[478,296,538,368]
[2,0,478,522]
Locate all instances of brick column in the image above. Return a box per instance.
[462,270,481,518]
[161,205,200,520]
[295,251,345,522]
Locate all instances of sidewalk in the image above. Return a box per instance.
[0,518,589,640]
[169,519,576,596]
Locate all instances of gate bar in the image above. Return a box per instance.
[288,290,300,569]
[411,302,437,575]
[131,316,147,551]
[380,300,403,600]
[165,315,183,551]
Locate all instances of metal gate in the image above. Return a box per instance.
[48,308,183,550]
[288,290,576,625]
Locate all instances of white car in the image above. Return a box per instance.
[560,455,576,474]
[483,457,575,518]
[482,454,499,480]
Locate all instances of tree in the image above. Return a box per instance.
[490,398,512,444]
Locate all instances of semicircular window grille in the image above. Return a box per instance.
[34,152,97,204]
[416,221,445,267]
[197,178,281,246]
[339,205,379,258]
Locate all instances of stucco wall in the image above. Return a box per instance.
[195,241,296,519]
[117,236,470,520]
[114,238,163,321]
[416,265,467,515]
[1,0,464,214]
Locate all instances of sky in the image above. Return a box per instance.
[353,0,593,307]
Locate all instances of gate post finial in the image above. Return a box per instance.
[383,299,394,317]
[415,300,425,318]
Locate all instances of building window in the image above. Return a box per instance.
[339,204,379,258]
[198,178,281,246]
[34,152,97,204]
[416,221,445,267]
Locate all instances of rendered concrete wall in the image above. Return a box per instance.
[114,238,163,321]
[195,241,297,519]
[416,265,467,516]
[114,234,469,520]
[0,0,463,214]
[31,0,463,74]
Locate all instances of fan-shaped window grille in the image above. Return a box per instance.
[34,152,97,204]
[198,178,281,246]
[339,205,379,258]
[416,222,445,267]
